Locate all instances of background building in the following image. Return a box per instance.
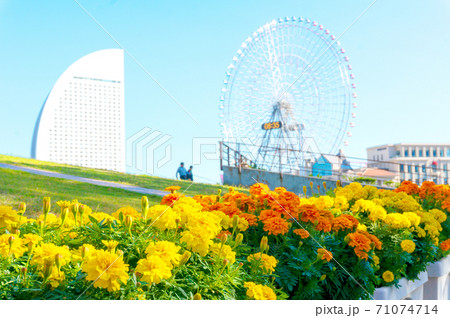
[31,49,125,172]
[367,143,450,185]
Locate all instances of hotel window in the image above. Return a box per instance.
[407,165,412,173]
[400,164,404,172]
[412,149,416,157]
[440,149,444,157]
[422,165,426,173]
[433,149,437,157]
[447,149,450,157]
[415,166,419,173]
[444,164,448,172]
[404,149,409,157]
[426,149,430,157]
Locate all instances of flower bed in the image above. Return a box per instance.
[424,254,450,300]
[0,181,449,300]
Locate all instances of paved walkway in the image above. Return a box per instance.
[0,163,169,197]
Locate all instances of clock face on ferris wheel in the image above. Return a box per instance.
[219,17,357,159]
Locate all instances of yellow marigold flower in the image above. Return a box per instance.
[135,255,172,284]
[401,240,416,253]
[210,210,231,229]
[0,206,20,231]
[424,224,439,238]
[209,243,236,264]
[247,252,278,274]
[402,212,421,228]
[333,196,349,211]
[112,206,141,220]
[82,249,129,292]
[56,200,72,210]
[416,226,427,238]
[382,270,395,283]
[165,186,181,193]
[357,224,367,232]
[31,243,71,269]
[0,234,25,258]
[72,243,96,260]
[384,213,411,229]
[186,212,222,239]
[244,282,277,300]
[90,212,117,223]
[68,232,78,239]
[22,233,43,252]
[102,240,119,252]
[237,217,249,232]
[148,205,180,231]
[180,227,213,256]
[145,241,181,267]
[429,209,447,223]
[373,255,380,266]
[38,213,59,226]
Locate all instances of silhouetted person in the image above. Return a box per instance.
[187,165,193,181]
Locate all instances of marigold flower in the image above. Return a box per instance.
[244,282,276,300]
[0,234,25,258]
[247,252,278,274]
[400,240,416,253]
[180,228,213,256]
[82,249,129,292]
[210,243,236,264]
[299,205,320,223]
[90,212,117,224]
[315,216,332,233]
[317,248,333,262]
[293,229,310,239]
[384,213,411,229]
[22,233,42,252]
[31,243,71,269]
[331,214,359,232]
[0,206,20,231]
[165,186,181,193]
[112,206,141,220]
[145,241,181,267]
[102,240,120,252]
[439,239,450,251]
[382,270,395,283]
[258,209,282,222]
[263,217,289,236]
[239,213,258,226]
[147,205,180,231]
[135,255,172,285]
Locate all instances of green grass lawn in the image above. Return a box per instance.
[0,168,162,218]
[0,154,247,197]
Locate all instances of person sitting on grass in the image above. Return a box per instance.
[187,165,193,181]
[176,162,188,180]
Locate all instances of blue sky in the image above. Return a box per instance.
[1,0,450,184]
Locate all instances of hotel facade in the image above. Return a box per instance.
[31,49,125,172]
[367,143,450,185]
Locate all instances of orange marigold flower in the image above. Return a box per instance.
[347,232,372,252]
[249,183,270,196]
[165,186,181,193]
[258,209,282,222]
[394,181,419,195]
[440,239,450,252]
[239,213,258,226]
[332,214,359,232]
[293,229,310,239]
[299,205,320,223]
[317,248,333,262]
[315,216,332,233]
[161,193,183,207]
[263,217,290,236]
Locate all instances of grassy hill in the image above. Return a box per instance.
[0,154,246,217]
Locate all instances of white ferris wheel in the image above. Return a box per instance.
[219,17,357,173]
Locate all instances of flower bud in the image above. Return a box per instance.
[298,241,303,248]
[223,259,229,266]
[336,180,341,188]
[43,259,53,281]
[55,253,63,271]
[43,197,51,216]
[8,235,15,249]
[60,208,69,227]
[317,185,321,193]
[232,215,240,229]
[235,233,243,248]
[220,233,228,245]
[18,202,26,214]
[79,204,86,226]
[21,267,27,278]
[238,262,243,268]
[125,215,133,228]
[260,236,269,253]
[332,267,337,272]
[142,196,149,219]
[179,251,192,266]
[303,186,307,197]
[310,181,313,189]
[319,274,327,281]
[193,293,202,300]
[81,245,89,258]
[71,200,79,224]
[323,182,327,191]
[11,228,20,235]
[116,249,124,257]
[38,220,44,235]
